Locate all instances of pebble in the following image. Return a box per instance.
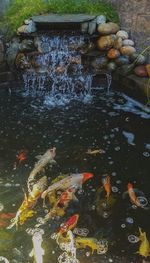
[120,46,136,56]
[98,22,119,35]
[116,30,128,40]
[121,224,126,228]
[134,65,148,77]
[122,39,134,46]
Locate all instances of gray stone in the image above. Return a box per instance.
[96,15,106,25]
[81,22,89,33]
[6,38,20,68]
[122,39,135,46]
[88,21,97,35]
[19,39,34,52]
[32,14,96,24]
[17,20,36,34]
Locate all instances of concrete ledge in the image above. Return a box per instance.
[113,72,149,104]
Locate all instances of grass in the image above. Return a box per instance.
[3,0,119,36]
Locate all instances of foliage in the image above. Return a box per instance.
[4,0,119,35]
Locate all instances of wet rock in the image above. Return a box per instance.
[130,53,147,65]
[120,46,136,56]
[34,36,50,53]
[107,62,117,71]
[97,22,119,35]
[91,56,108,70]
[113,37,122,49]
[107,48,120,59]
[116,30,129,40]
[97,35,116,51]
[0,38,4,64]
[122,39,135,46]
[19,39,34,52]
[81,22,89,33]
[17,20,36,34]
[96,15,106,25]
[6,37,20,68]
[88,20,97,35]
[15,53,31,70]
[115,55,130,66]
[134,65,148,77]
[146,64,150,77]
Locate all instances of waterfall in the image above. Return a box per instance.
[22,33,111,107]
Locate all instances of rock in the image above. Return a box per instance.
[120,46,136,56]
[96,15,106,25]
[146,64,150,77]
[91,56,108,70]
[34,37,50,53]
[107,62,117,71]
[81,22,89,33]
[130,53,147,65]
[122,39,135,46]
[116,30,129,40]
[6,38,20,68]
[15,53,31,70]
[97,35,116,51]
[24,19,32,25]
[115,55,130,66]
[0,39,4,64]
[17,20,36,34]
[107,48,120,59]
[113,37,122,49]
[88,21,97,35]
[134,66,148,77]
[97,22,119,35]
[19,39,34,52]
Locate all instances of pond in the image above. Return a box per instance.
[0,81,150,263]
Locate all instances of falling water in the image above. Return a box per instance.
[22,33,95,106]
[22,33,113,107]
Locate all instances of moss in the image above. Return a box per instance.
[4,0,119,36]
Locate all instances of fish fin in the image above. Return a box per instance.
[122,191,128,199]
[29,249,34,257]
[35,155,42,160]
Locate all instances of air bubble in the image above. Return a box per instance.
[128,235,139,243]
[143,152,150,158]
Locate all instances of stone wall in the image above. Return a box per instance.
[106,0,150,53]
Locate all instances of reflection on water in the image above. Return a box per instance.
[0,87,150,263]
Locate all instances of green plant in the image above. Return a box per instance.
[4,0,119,36]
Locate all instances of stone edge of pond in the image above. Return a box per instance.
[112,71,149,104]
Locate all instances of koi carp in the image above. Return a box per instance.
[137,228,150,257]
[41,172,93,200]
[13,149,28,170]
[8,176,47,229]
[27,148,56,192]
[86,149,105,155]
[123,183,147,208]
[75,237,99,254]
[58,214,79,234]
[102,175,111,198]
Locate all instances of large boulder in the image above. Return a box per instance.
[97,35,116,51]
[97,22,120,35]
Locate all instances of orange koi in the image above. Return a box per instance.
[13,149,28,170]
[127,183,141,207]
[102,175,111,198]
[58,214,79,234]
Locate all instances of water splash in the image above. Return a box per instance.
[22,34,93,107]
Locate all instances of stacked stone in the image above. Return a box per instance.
[93,17,149,77]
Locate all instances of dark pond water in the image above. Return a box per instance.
[0,84,150,263]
